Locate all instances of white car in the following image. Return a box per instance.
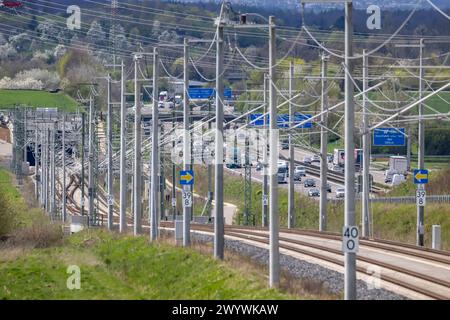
[335,188,345,198]
[293,166,306,180]
[303,156,312,164]
[311,154,321,163]
[332,165,344,173]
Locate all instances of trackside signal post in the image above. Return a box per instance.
[414,169,428,245]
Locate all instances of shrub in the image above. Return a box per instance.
[8,209,63,248]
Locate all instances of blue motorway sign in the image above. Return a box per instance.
[413,169,428,184]
[188,87,232,100]
[248,113,312,128]
[373,128,406,146]
[249,113,266,126]
[180,170,195,186]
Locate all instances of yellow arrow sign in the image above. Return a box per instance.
[415,172,427,181]
[181,171,193,183]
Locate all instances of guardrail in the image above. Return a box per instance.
[370,195,450,203]
[330,195,450,204]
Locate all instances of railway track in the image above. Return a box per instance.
[161,222,450,300]
[60,175,450,300]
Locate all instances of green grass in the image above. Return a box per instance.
[0,169,296,300]
[0,230,294,300]
[0,168,22,199]
[367,91,450,115]
[0,90,79,111]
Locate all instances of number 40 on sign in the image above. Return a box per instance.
[342,226,359,253]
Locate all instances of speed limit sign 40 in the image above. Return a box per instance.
[342,226,359,253]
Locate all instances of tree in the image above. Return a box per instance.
[37,19,59,42]
[86,20,107,49]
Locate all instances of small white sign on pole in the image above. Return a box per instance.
[107,195,114,206]
[416,186,426,207]
[262,194,268,206]
[342,225,359,253]
[182,190,192,208]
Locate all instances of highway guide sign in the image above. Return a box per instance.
[342,226,359,253]
[373,127,406,146]
[248,113,313,128]
[416,186,426,207]
[188,87,232,99]
[180,170,194,186]
[413,169,429,184]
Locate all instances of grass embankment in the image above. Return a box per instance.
[0,168,313,300]
[0,89,79,112]
[0,230,297,299]
[192,164,450,250]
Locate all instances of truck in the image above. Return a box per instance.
[333,148,363,171]
[333,149,345,167]
[385,156,408,183]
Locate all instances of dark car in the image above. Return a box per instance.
[308,188,320,197]
[281,139,289,150]
[304,178,316,188]
[256,162,263,171]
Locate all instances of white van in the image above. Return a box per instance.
[391,174,406,186]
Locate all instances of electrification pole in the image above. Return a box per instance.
[344,2,357,300]
[268,15,279,288]
[362,50,370,238]
[150,47,160,241]
[214,19,225,259]
[81,112,85,217]
[107,74,114,230]
[23,109,27,163]
[183,39,191,247]
[288,61,295,229]
[119,60,127,233]
[39,125,44,207]
[133,55,143,236]
[417,38,425,247]
[35,121,39,201]
[62,115,67,223]
[88,96,95,226]
[319,54,329,232]
[262,74,269,228]
[172,106,177,220]
[51,122,56,219]
[207,101,213,218]
[45,128,50,212]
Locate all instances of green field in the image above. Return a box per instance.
[367,91,450,115]
[0,90,79,111]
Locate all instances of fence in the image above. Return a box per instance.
[330,195,450,204]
